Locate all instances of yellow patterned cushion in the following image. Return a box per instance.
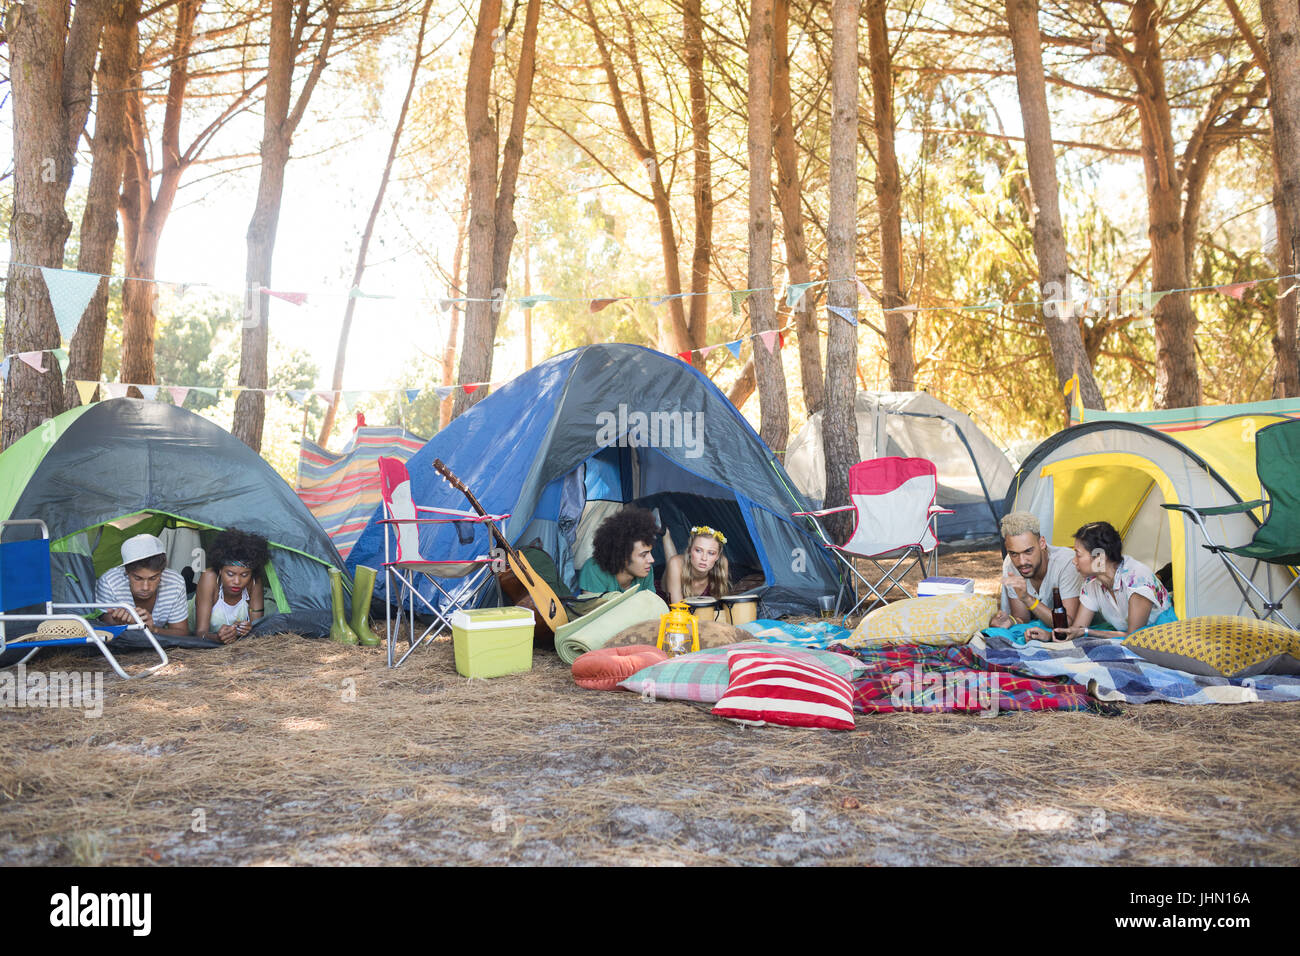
[846,593,997,648]
[1122,616,1300,678]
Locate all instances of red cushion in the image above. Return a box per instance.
[572,644,669,691]
[711,650,856,730]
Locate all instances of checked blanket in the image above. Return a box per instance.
[971,633,1300,706]
[827,642,1098,714]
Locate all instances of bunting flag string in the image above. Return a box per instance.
[6,260,1296,326]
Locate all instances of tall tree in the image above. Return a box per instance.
[1006,0,1104,415]
[864,0,916,391]
[64,0,139,409]
[683,0,714,359]
[453,0,542,417]
[318,0,436,446]
[774,0,823,415]
[232,0,341,451]
[748,0,789,456]
[1260,0,1300,397]
[2,0,106,448]
[118,0,201,391]
[821,0,860,544]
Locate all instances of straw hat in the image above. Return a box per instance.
[35,620,115,641]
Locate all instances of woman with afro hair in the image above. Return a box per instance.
[577,507,661,595]
[195,528,270,643]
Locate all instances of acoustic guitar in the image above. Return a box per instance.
[432,458,569,640]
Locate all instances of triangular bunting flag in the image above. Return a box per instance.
[827,305,858,326]
[51,347,69,375]
[1144,288,1174,310]
[138,384,159,400]
[349,287,395,300]
[266,290,309,306]
[193,387,218,398]
[314,390,335,403]
[724,340,743,360]
[590,297,620,313]
[167,386,190,406]
[18,351,47,373]
[676,351,692,363]
[855,278,871,300]
[1217,281,1253,300]
[435,386,454,400]
[286,389,307,404]
[104,382,128,399]
[759,330,778,353]
[342,390,364,411]
[0,359,8,380]
[785,282,814,308]
[517,294,559,310]
[40,266,101,343]
[230,387,244,401]
[463,383,480,394]
[651,293,686,307]
[75,380,98,404]
[699,345,717,358]
[404,388,421,404]
[730,290,752,317]
[778,331,786,349]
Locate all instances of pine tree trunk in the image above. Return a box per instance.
[320,0,435,446]
[1132,0,1200,408]
[118,0,199,393]
[232,0,339,451]
[774,0,823,416]
[65,0,138,409]
[1006,0,1104,416]
[441,181,471,430]
[865,0,915,391]
[2,0,106,448]
[822,0,860,543]
[748,0,789,458]
[684,0,713,354]
[1262,0,1300,396]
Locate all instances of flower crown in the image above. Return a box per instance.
[690,525,727,545]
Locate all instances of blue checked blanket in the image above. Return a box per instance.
[971,633,1300,705]
[740,618,853,650]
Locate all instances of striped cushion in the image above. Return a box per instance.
[616,641,865,703]
[712,650,856,730]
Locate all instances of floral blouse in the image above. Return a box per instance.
[1079,555,1172,631]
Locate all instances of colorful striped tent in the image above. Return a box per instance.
[296,426,425,558]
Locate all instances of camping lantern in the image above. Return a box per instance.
[656,602,699,657]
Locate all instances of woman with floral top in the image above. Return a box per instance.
[1048,520,1175,640]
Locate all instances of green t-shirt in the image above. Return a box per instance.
[577,560,654,595]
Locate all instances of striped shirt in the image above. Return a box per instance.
[95,566,189,627]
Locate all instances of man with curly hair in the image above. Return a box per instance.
[576,507,660,595]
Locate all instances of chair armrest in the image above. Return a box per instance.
[378,516,500,526]
[793,505,855,518]
[928,506,954,516]
[1162,500,1264,518]
[413,504,511,522]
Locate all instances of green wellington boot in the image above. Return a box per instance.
[329,567,359,645]
[350,565,383,647]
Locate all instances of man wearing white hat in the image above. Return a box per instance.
[95,533,191,636]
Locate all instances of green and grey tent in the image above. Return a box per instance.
[0,398,344,633]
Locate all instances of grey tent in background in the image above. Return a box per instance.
[785,391,1016,545]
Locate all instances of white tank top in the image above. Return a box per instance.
[210,589,250,628]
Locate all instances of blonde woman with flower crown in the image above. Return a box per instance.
[664,525,731,604]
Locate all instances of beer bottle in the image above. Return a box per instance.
[1051,587,1069,632]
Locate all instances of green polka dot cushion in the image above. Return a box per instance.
[1122,617,1300,678]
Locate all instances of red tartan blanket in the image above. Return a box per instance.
[826,643,1100,715]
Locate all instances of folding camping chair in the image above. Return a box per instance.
[377,456,505,667]
[794,457,952,617]
[1162,418,1300,629]
[0,519,168,679]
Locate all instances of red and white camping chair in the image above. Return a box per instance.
[794,457,952,617]
[377,456,506,667]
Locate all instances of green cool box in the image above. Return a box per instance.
[450,607,535,678]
